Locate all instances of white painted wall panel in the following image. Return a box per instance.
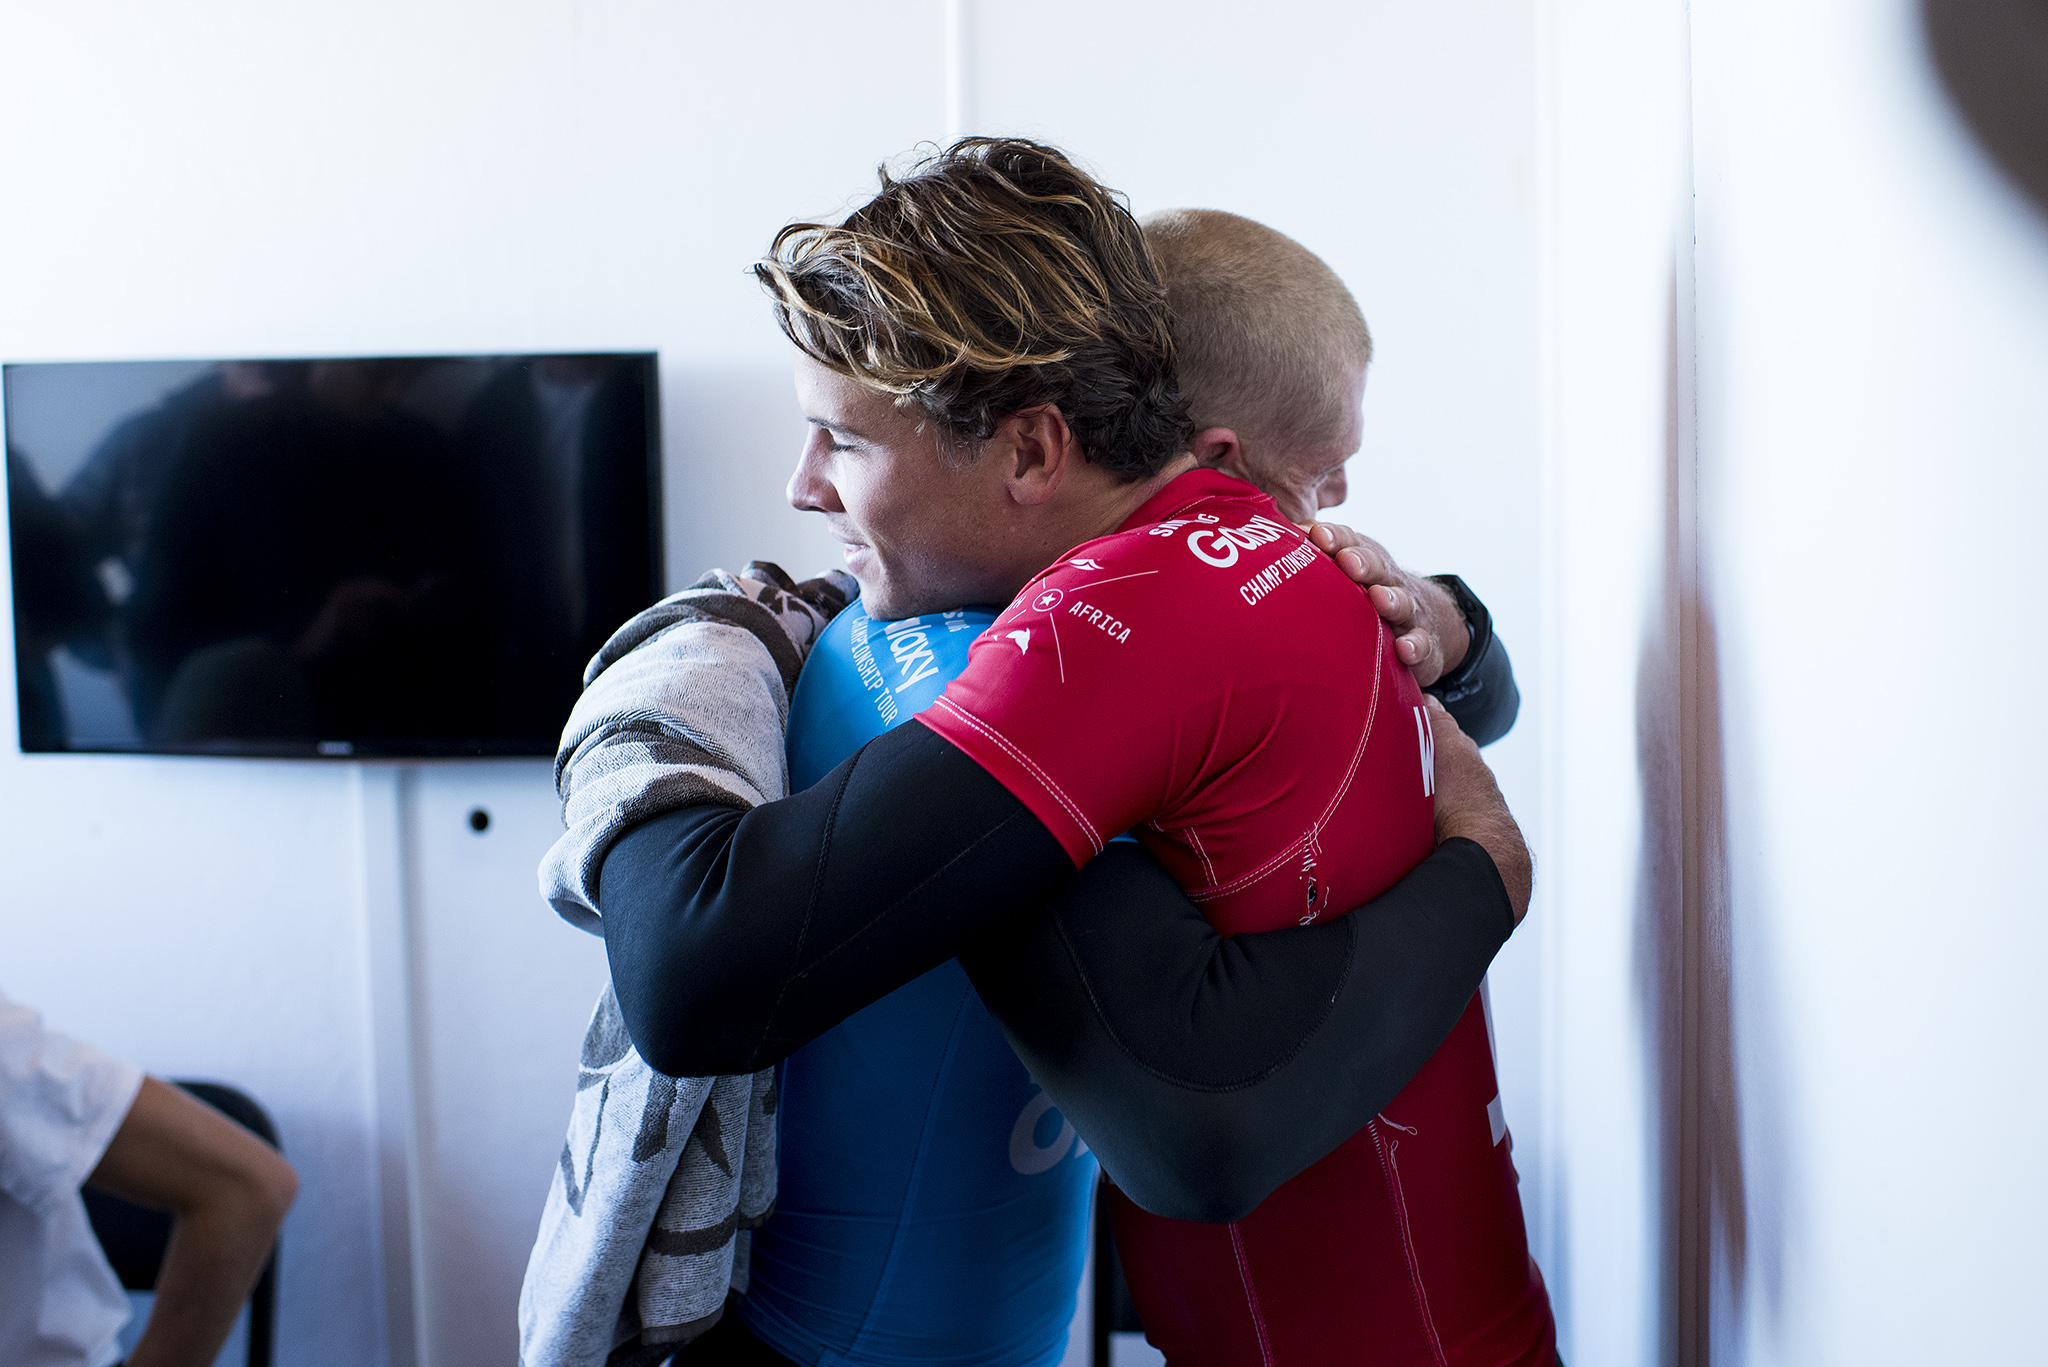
[1538,3,1693,1361]
[404,763,609,1365]
[0,4,944,1361]
[1692,1,2048,1359]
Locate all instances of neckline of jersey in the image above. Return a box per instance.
[1115,466,1275,535]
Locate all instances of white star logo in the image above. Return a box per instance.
[1006,629,1032,654]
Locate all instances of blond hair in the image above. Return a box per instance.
[756,139,1193,481]
[1140,209,1372,468]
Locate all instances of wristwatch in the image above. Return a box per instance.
[1422,574,1493,705]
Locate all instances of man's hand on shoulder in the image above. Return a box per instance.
[1424,697,1531,925]
[1303,521,1470,687]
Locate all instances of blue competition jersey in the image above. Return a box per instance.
[742,601,1099,1367]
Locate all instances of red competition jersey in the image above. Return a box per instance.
[918,469,1553,1366]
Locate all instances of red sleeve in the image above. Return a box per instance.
[917,540,1220,867]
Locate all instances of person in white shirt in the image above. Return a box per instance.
[0,990,297,1367]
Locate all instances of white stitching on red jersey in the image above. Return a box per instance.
[1228,1222,1277,1367]
[1186,615,1390,905]
[1185,825,1218,888]
[1371,1115,1449,1367]
[1066,568,1159,593]
[1313,614,1387,834]
[929,697,1103,855]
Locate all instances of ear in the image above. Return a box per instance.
[1189,426,1253,484]
[995,404,1085,506]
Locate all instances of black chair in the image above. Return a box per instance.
[83,1080,281,1367]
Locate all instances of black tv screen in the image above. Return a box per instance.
[5,354,662,758]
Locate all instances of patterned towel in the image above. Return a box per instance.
[520,563,853,1367]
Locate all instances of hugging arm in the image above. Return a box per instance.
[602,723,1516,1222]
[963,838,1512,1224]
[549,564,1072,1079]
[597,692,1517,1168]
[587,560,1526,1192]
[599,720,1071,1077]
[963,695,1528,1224]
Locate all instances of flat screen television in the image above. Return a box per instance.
[5,353,662,758]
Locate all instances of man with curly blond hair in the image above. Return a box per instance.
[544,139,1551,1367]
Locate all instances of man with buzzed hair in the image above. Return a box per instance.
[1146,207,1373,519]
[1145,207,1520,745]
[1027,208,1554,1362]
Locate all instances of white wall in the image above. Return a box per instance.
[1,3,1562,1362]
[1691,1,2048,1360]
[1537,2,1694,1360]
[1539,0,2048,1360]
[0,5,938,1362]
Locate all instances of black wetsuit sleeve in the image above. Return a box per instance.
[1424,575,1520,747]
[597,720,1070,1077]
[959,837,1514,1224]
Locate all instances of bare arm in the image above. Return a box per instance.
[1426,695,1530,921]
[86,1078,298,1367]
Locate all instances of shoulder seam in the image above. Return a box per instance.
[930,697,1103,857]
[1190,616,1392,905]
